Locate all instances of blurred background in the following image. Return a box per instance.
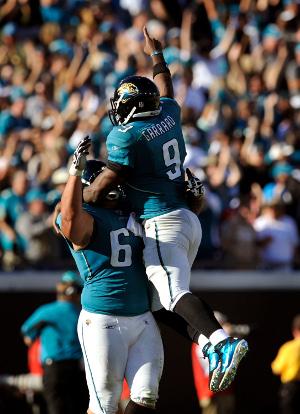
[0,0,300,413]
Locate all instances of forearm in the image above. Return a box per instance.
[151,52,173,98]
[61,175,91,244]
[61,176,83,221]
[83,167,122,204]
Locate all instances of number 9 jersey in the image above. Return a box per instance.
[106,97,188,220]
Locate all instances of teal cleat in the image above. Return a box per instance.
[202,342,222,392]
[213,337,249,392]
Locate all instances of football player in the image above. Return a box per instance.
[82,27,248,392]
[57,148,164,414]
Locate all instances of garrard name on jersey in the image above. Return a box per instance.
[141,116,176,141]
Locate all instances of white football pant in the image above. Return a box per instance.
[78,310,164,414]
[143,208,202,311]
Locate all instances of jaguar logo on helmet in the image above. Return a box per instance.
[117,82,139,103]
[109,76,161,126]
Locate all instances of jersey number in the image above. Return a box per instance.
[163,138,181,180]
[110,228,132,267]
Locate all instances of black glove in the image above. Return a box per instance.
[186,168,205,198]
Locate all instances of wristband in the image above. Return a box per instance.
[153,62,170,79]
[151,50,163,57]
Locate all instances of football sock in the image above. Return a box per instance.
[198,334,210,354]
[153,308,200,344]
[209,329,229,346]
[124,400,155,413]
[174,293,223,339]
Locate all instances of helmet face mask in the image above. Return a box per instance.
[109,76,161,125]
[81,161,105,187]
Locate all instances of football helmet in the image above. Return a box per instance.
[82,160,125,202]
[109,76,161,125]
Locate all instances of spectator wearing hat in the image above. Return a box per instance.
[16,188,59,268]
[21,271,87,414]
[263,163,293,204]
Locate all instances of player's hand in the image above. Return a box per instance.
[69,136,91,177]
[143,26,162,56]
[186,168,205,198]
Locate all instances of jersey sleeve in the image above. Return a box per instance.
[21,305,50,340]
[106,125,136,168]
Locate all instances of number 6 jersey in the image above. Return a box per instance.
[57,206,149,316]
[106,97,188,220]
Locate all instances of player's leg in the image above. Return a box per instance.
[143,208,248,391]
[124,400,156,413]
[125,312,164,413]
[77,310,127,414]
[173,210,248,392]
[143,209,222,339]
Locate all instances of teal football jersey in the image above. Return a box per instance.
[57,205,149,316]
[21,301,82,363]
[107,97,188,219]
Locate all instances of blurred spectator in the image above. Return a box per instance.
[254,202,299,271]
[263,163,293,204]
[285,43,300,99]
[15,188,59,268]
[195,186,222,268]
[0,98,31,143]
[271,314,300,414]
[220,197,258,269]
[46,166,68,208]
[0,169,27,270]
[0,0,300,270]
[21,271,88,414]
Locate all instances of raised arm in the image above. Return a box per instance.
[82,166,124,204]
[60,137,94,248]
[83,128,132,205]
[143,26,173,99]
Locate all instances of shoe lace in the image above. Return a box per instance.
[202,342,212,358]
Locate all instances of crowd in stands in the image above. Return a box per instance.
[0,0,300,271]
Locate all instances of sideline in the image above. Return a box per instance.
[0,271,299,291]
